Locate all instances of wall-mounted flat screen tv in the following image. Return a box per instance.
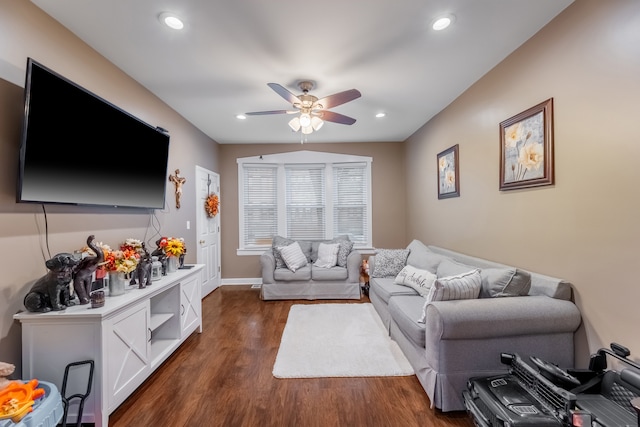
[17,58,170,209]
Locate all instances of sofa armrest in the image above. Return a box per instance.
[367,255,376,277]
[425,295,581,341]
[260,251,276,284]
[346,251,361,283]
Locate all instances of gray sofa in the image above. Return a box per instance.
[260,236,361,300]
[368,239,582,412]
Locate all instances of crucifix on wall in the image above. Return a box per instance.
[168,169,186,209]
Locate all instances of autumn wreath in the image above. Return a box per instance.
[205,193,219,217]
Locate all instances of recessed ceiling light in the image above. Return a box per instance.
[236,114,247,120]
[432,15,455,31]
[159,12,184,30]
[375,112,386,118]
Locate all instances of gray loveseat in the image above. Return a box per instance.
[260,236,361,300]
[368,239,582,412]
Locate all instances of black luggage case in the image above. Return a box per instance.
[464,344,640,427]
[463,353,576,426]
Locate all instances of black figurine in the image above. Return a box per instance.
[24,253,78,312]
[131,243,153,288]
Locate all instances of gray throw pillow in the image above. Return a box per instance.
[335,240,354,267]
[371,248,410,278]
[480,267,532,298]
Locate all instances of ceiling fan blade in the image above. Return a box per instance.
[267,83,301,105]
[245,110,297,115]
[317,110,357,125]
[315,89,361,109]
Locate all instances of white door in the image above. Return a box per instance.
[195,166,221,297]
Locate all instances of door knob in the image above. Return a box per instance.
[199,240,205,244]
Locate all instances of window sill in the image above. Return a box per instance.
[237,246,376,257]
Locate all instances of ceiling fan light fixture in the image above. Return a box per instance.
[288,117,301,132]
[301,126,313,135]
[311,116,324,131]
[299,113,312,128]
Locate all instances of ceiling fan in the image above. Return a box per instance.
[245,81,361,135]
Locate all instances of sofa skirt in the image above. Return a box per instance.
[260,280,361,300]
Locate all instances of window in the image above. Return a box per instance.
[237,151,372,254]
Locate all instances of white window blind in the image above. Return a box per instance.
[237,151,372,254]
[242,164,277,246]
[285,165,325,239]
[333,163,368,245]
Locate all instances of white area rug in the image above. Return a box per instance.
[272,303,414,378]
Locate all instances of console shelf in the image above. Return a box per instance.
[14,265,203,427]
[150,312,174,331]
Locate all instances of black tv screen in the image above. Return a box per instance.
[17,58,170,209]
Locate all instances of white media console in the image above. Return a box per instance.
[14,265,204,427]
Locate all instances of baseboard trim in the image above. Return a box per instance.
[221,278,262,286]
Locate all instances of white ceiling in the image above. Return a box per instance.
[31,0,573,145]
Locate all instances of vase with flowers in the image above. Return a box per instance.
[157,237,186,273]
[101,242,140,296]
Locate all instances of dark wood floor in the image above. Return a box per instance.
[109,286,474,427]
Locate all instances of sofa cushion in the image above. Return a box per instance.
[436,258,477,278]
[311,266,348,281]
[371,248,410,278]
[296,240,314,262]
[314,242,340,268]
[279,241,308,272]
[480,267,532,298]
[274,265,312,281]
[406,240,449,273]
[370,278,418,304]
[388,295,427,349]
[427,269,482,303]
[394,265,437,297]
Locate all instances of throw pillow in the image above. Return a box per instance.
[314,243,340,268]
[426,269,482,303]
[272,236,294,269]
[480,267,532,298]
[371,249,411,278]
[335,240,354,267]
[279,241,308,272]
[394,265,437,297]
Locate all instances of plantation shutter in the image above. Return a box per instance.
[242,164,278,247]
[285,165,325,239]
[333,163,368,245]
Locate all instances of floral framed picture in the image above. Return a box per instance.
[437,144,459,199]
[499,98,554,191]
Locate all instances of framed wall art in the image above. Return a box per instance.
[437,144,459,199]
[499,98,554,191]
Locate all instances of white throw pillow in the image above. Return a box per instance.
[427,269,482,303]
[394,265,437,297]
[314,243,340,268]
[418,269,481,323]
[279,241,308,272]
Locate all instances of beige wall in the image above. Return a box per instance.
[219,142,406,279]
[0,0,220,371]
[405,0,640,365]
